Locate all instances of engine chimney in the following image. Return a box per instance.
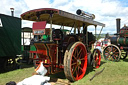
[116,18,121,34]
[10,8,14,17]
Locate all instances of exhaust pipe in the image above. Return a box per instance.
[116,18,121,34]
[10,8,14,17]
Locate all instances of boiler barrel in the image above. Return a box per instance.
[117,37,128,45]
[110,37,128,45]
[110,37,118,45]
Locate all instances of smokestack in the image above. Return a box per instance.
[116,18,121,34]
[10,8,14,17]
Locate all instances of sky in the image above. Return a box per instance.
[0,0,128,34]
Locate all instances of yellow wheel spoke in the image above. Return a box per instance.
[72,62,77,66]
[73,55,77,60]
[73,65,78,74]
[79,58,85,61]
[77,49,82,57]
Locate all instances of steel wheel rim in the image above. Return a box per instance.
[71,43,87,81]
[103,45,121,61]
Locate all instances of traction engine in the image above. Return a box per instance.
[103,18,128,61]
[21,8,105,81]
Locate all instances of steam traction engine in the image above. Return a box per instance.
[21,8,105,81]
[103,19,128,61]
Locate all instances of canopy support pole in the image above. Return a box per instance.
[50,14,53,42]
[83,23,88,51]
[95,26,97,40]
[23,30,24,51]
[97,26,103,40]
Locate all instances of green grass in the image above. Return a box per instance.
[0,64,35,85]
[1,58,128,85]
[72,58,128,85]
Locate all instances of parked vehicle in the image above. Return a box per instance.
[21,8,105,81]
[103,18,128,61]
[0,14,21,71]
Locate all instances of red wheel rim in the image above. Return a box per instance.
[71,43,87,81]
[94,49,101,68]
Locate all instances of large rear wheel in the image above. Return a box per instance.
[64,42,87,81]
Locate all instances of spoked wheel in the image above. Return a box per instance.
[120,50,127,59]
[103,44,121,61]
[64,42,87,81]
[92,49,101,68]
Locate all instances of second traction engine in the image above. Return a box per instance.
[110,19,128,46]
[103,18,128,61]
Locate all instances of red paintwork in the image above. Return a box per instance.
[71,43,87,81]
[21,8,59,17]
[95,49,101,68]
[33,21,46,30]
[30,50,44,54]
[30,43,64,74]
[96,42,101,46]
[120,46,123,50]
[53,38,61,41]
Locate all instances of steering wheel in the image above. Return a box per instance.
[52,29,63,41]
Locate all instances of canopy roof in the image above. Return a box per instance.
[21,8,105,28]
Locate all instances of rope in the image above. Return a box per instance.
[90,67,105,81]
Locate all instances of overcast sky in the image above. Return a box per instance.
[0,0,128,34]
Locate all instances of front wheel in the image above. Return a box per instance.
[64,42,87,81]
[88,49,101,68]
[103,44,121,61]
[92,49,101,68]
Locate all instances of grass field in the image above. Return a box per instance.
[0,58,128,85]
[73,58,128,85]
[0,64,35,85]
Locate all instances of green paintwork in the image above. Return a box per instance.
[41,35,49,41]
[21,45,24,51]
[0,14,21,57]
[120,30,123,33]
[118,38,124,45]
[30,45,36,51]
[61,29,69,32]
[120,29,128,37]
[118,37,128,45]
[125,38,128,45]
